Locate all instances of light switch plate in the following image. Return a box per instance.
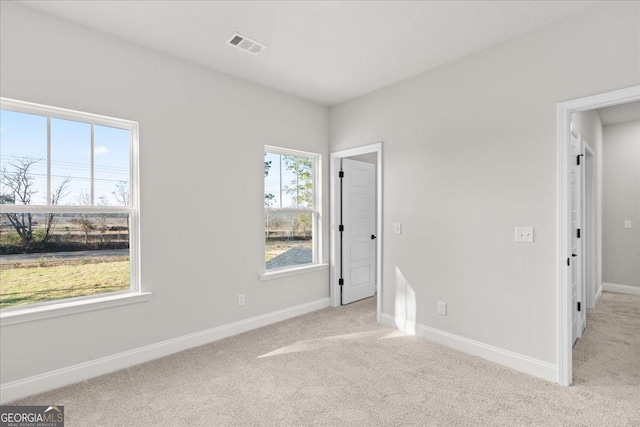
[515,226,534,243]
[394,223,402,235]
[624,220,632,229]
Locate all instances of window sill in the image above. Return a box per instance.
[259,264,329,282]
[0,291,152,327]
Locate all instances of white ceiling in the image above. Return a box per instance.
[20,1,602,106]
[597,101,640,126]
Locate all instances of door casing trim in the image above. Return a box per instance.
[556,85,640,386]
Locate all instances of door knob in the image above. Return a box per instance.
[371,235,377,240]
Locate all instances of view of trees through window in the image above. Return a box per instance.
[264,150,316,270]
[0,106,134,309]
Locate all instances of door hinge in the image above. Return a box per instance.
[567,258,570,266]
[339,171,344,178]
[577,302,581,312]
[339,278,344,286]
[577,154,583,166]
[339,225,344,232]
[577,229,581,238]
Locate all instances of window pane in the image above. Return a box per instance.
[94,125,130,206]
[264,152,314,209]
[264,152,280,208]
[281,155,313,208]
[265,211,313,270]
[0,212,130,309]
[51,118,91,205]
[0,110,48,205]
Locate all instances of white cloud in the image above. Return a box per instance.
[95,145,108,156]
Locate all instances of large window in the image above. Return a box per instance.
[264,146,320,272]
[0,98,139,310]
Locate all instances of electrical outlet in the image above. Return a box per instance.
[515,226,534,243]
[624,220,632,229]
[394,223,402,235]
[438,301,447,316]
[238,294,245,306]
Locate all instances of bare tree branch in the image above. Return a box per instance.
[0,157,43,248]
[75,191,94,245]
[42,176,71,242]
[112,181,129,206]
[96,195,109,244]
[113,180,130,232]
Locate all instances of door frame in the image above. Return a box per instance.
[330,142,383,322]
[556,85,640,386]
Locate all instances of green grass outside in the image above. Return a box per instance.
[0,261,130,309]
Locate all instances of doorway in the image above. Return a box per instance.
[557,85,640,386]
[330,143,383,322]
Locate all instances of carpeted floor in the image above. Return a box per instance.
[9,292,640,426]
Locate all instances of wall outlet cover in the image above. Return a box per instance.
[515,226,534,243]
[437,301,447,316]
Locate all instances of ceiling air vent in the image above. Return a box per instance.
[226,32,266,56]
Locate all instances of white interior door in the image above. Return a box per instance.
[341,158,376,305]
[579,139,588,331]
[570,128,584,344]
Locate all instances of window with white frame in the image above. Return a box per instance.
[0,98,139,310]
[264,146,319,271]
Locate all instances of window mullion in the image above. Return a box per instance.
[312,211,316,264]
[265,207,313,214]
[91,123,95,205]
[0,204,132,214]
[313,160,318,263]
[47,116,51,205]
[279,154,283,208]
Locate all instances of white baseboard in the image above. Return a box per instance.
[0,297,330,404]
[381,314,557,383]
[603,282,640,296]
[595,284,604,304]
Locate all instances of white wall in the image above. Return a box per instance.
[330,3,640,367]
[572,110,604,292]
[0,3,329,385]
[602,120,640,288]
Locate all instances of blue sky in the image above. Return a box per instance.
[265,152,306,209]
[0,109,130,206]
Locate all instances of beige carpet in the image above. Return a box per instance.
[9,292,640,426]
